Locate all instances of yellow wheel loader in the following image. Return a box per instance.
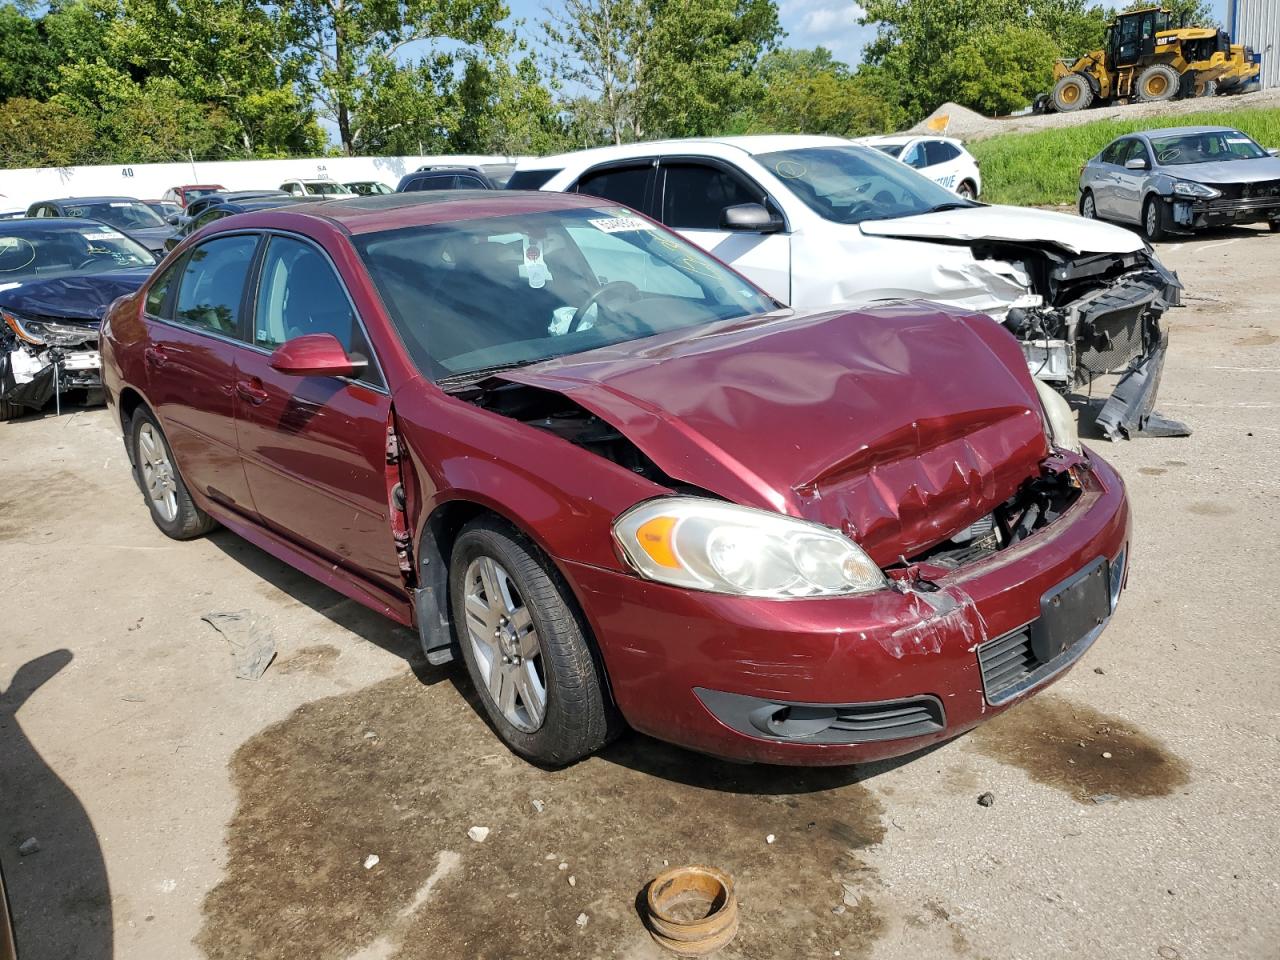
[1038,6,1260,113]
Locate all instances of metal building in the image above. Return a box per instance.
[1228,0,1279,89]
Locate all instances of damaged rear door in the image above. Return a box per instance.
[230,232,404,592]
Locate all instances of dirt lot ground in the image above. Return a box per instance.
[2,225,1278,960]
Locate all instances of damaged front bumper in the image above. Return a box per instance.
[1164,190,1280,231]
[1,340,102,413]
[564,453,1130,765]
[1002,248,1188,441]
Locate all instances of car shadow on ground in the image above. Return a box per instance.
[206,520,957,795]
[204,529,450,686]
[0,650,112,960]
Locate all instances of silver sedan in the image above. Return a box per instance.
[1078,125,1280,241]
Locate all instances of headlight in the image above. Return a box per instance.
[2,310,94,347]
[1171,180,1220,199]
[1033,378,1082,454]
[613,497,887,598]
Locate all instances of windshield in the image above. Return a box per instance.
[871,144,905,158]
[62,200,166,231]
[185,188,221,201]
[304,181,349,196]
[1150,130,1269,165]
[757,145,972,224]
[0,224,156,281]
[355,207,775,380]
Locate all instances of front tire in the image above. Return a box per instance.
[450,517,615,766]
[1079,189,1098,220]
[129,407,217,539]
[1136,64,1180,103]
[1142,196,1169,241]
[1052,74,1094,112]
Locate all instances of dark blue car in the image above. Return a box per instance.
[25,196,178,256]
[0,219,156,420]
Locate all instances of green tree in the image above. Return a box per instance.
[541,0,647,145]
[639,0,781,138]
[1123,0,1214,27]
[0,97,95,167]
[859,0,1110,121]
[936,24,1060,116]
[744,47,900,136]
[281,0,510,154]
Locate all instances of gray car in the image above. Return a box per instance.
[1078,126,1280,241]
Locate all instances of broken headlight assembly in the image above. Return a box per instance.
[613,497,886,598]
[2,310,93,347]
[1171,181,1220,200]
[1034,378,1082,455]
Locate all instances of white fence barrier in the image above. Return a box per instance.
[0,154,522,214]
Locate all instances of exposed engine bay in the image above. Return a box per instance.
[977,242,1187,442]
[1,314,102,416]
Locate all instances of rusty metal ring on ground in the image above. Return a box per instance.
[644,864,739,956]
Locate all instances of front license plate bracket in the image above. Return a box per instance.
[1030,557,1110,663]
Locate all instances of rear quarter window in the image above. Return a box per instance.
[506,168,562,190]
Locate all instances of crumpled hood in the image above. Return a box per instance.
[0,267,153,325]
[1169,157,1280,185]
[502,305,1050,564]
[859,203,1145,256]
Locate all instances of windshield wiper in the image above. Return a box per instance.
[926,201,974,213]
[436,358,544,390]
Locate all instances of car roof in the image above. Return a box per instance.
[1132,125,1243,139]
[214,190,611,236]
[175,184,223,190]
[517,134,852,170]
[221,196,325,212]
[38,196,143,205]
[0,217,130,232]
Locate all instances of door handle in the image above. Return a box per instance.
[144,345,167,368]
[235,378,269,405]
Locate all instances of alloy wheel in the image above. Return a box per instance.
[137,422,178,522]
[463,556,547,732]
[1082,193,1096,219]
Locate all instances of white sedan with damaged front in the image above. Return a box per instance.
[515,134,1187,440]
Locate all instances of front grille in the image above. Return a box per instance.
[1210,178,1280,201]
[977,627,1037,701]
[1074,278,1155,381]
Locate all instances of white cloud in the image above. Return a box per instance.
[778,0,875,66]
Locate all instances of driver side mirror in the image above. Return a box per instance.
[1125,157,1150,170]
[1268,148,1279,157]
[268,333,366,378]
[720,203,784,234]
[165,214,181,225]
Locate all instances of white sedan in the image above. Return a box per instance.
[855,134,982,199]
[510,135,1185,440]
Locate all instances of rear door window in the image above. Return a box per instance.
[506,168,562,190]
[573,164,654,215]
[924,141,960,165]
[173,234,258,337]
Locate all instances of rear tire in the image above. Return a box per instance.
[1142,196,1169,242]
[450,517,616,766]
[1079,189,1098,220]
[1136,64,1180,103]
[1052,74,1094,112]
[128,407,217,540]
[1269,219,1280,233]
[957,180,977,200]
[0,399,22,422]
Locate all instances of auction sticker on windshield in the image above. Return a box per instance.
[588,216,654,233]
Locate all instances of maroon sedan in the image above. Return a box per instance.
[100,192,1130,766]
